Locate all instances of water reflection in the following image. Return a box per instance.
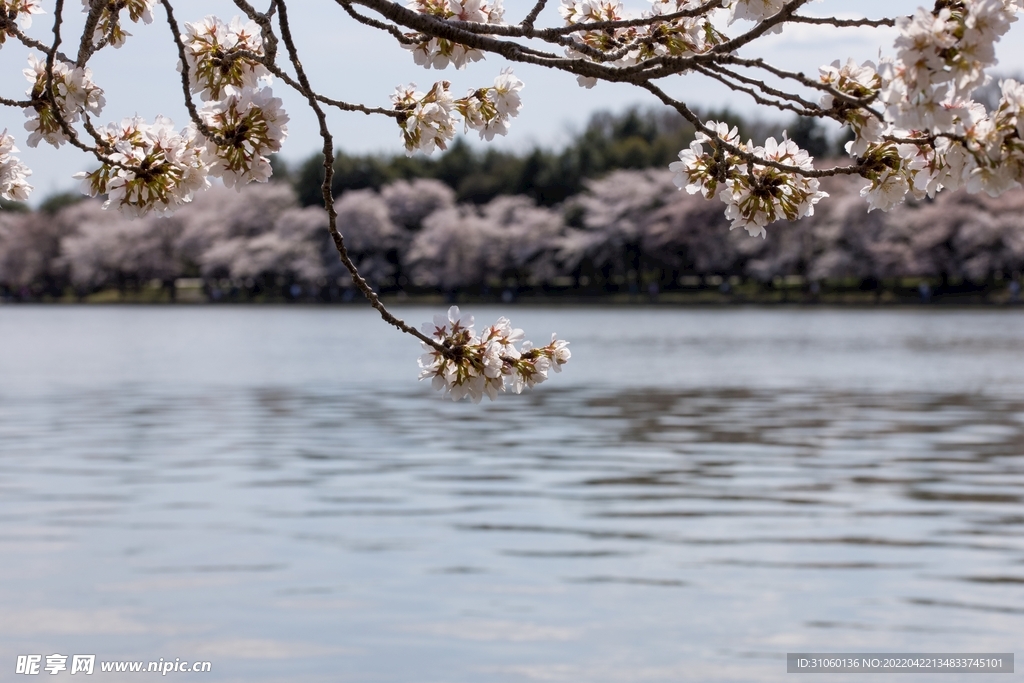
[0,309,1022,682]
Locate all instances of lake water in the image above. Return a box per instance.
[1,306,1022,682]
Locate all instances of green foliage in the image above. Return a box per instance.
[39,191,86,215]
[788,116,832,159]
[288,107,837,208]
[268,154,290,181]
[0,198,31,213]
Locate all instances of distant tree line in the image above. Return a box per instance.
[2,174,1022,303]
[1,107,1021,303]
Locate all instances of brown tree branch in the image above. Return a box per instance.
[273,0,449,355]
[157,0,229,145]
[789,15,895,28]
[641,81,868,177]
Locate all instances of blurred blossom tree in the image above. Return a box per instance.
[0,210,63,297]
[381,178,456,231]
[407,204,497,291]
[2,0,1024,399]
[59,200,182,294]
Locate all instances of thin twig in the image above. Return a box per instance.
[337,0,417,44]
[692,63,819,117]
[273,0,448,355]
[720,56,884,120]
[157,0,228,145]
[0,14,72,60]
[641,81,867,178]
[40,0,119,163]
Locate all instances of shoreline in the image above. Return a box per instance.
[3,290,1022,308]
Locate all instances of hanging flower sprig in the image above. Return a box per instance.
[418,306,571,402]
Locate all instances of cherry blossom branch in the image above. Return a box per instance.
[158,0,229,145]
[76,0,107,65]
[272,0,448,355]
[693,63,821,117]
[228,0,266,23]
[5,0,1022,399]
[703,64,819,111]
[347,0,598,66]
[267,61,400,117]
[641,80,866,178]
[0,13,69,59]
[717,56,884,117]
[39,0,113,160]
[337,0,593,61]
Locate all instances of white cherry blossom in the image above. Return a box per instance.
[669,121,743,198]
[198,87,288,187]
[392,81,457,155]
[23,54,105,148]
[419,306,569,401]
[861,167,911,212]
[818,59,884,156]
[181,16,269,101]
[726,0,785,25]
[455,68,523,140]
[75,116,210,217]
[404,0,504,69]
[0,129,32,201]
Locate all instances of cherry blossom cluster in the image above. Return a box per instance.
[669,1,1023,235]
[23,54,106,148]
[882,1,1016,131]
[180,15,269,101]
[559,0,723,88]
[722,137,828,237]
[670,121,743,199]
[402,0,729,86]
[559,0,630,81]
[647,0,726,55]
[57,14,285,216]
[822,0,1024,212]
[670,122,827,237]
[418,306,570,402]
[453,68,523,140]
[404,0,505,69]
[392,81,457,154]
[183,16,285,190]
[81,0,156,49]
[394,70,523,152]
[74,116,209,217]
[0,129,32,202]
[818,59,884,157]
[198,87,289,187]
[0,0,43,44]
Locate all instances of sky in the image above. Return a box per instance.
[2,0,1024,203]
